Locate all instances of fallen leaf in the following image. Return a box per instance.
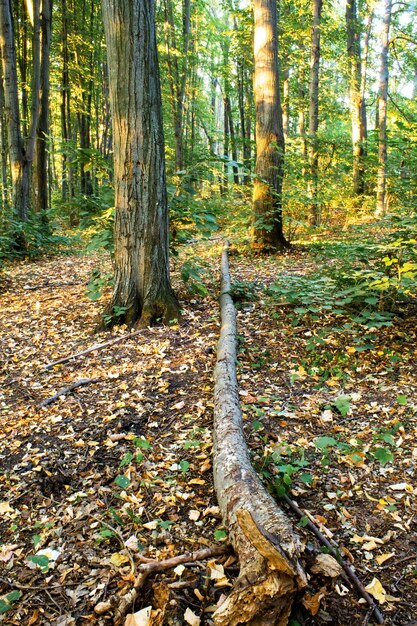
[310,554,342,578]
[376,553,395,565]
[125,606,152,626]
[365,577,387,604]
[184,607,201,625]
[110,552,130,567]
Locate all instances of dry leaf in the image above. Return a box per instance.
[173,564,186,577]
[310,554,342,578]
[376,553,395,565]
[110,552,130,567]
[302,589,326,615]
[184,607,201,625]
[365,577,387,604]
[189,510,200,521]
[124,606,152,626]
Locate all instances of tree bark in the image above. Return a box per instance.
[101,0,179,327]
[346,0,366,196]
[36,0,51,213]
[308,0,322,225]
[213,243,305,626]
[0,54,9,210]
[252,0,289,250]
[0,0,26,220]
[376,0,392,216]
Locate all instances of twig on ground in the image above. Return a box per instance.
[94,544,229,624]
[37,378,100,408]
[43,330,143,370]
[283,495,385,625]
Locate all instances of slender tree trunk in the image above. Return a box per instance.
[101,0,179,327]
[221,95,229,195]
[346,0,365,196]
[282,66,290,141]
[376,0,392,216]
[0,0,41,221]
[253,0,288,250]
[36,0,51,213]
[308,0,322,225]
[163,0,190,173]
[227,96,239,185]
[0,54,8,210]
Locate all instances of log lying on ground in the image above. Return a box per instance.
[212,242,306,626]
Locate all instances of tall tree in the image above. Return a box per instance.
[376,0,392,215]
[101,0,179,326]
[36,0,52,213]
[252,0,288,250]
[346,0,367,196]
[307,0,322,224]
[0,0,41,221]
[163,0,191,173]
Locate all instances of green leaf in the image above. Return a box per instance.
[299,473,313,485]
[314,436,337,450]
[373,447,394,466]
[297,515,309,528]
[114,474,131,489]
[119,452,134,467]
[214,529,227,541]
[0,591,21,614]
[179,460,190,474]
[27,554,50,572]
[32,534,41,547]
[252,419,262,432]
[134,437,152,449]
[334,394,351,417]
[397,394,407,405]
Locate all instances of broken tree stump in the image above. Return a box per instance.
[212,241,306,626]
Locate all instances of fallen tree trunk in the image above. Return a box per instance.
[212,242,306,626]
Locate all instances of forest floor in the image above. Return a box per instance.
[0,234,416,626]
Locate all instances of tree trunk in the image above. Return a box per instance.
[213,243,305,626]
[101,0,179,327]
[308,0,322,225]
[163,0,190,173]
[282,66,290,141]
[0,54,9,210]
[36,0,51,213]
[346,0,365,196]
[253,0,289,251]
[376,0,392,216]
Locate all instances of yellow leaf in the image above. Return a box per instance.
[110,552,129,567]
[376,553,395,565]
[365,577,387,604]
[0,502,14,514]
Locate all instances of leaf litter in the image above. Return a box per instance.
[0,242,416,625]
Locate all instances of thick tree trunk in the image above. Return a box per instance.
[36,0,51,213]
[101,0,179,327]
[308,0,322,225]
[213,243,305,626]
[253,0,288,250]
[376,0,392,216]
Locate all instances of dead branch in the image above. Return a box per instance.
[94,544,228,625]
[283,495,384,625]
[212,241,306,626]
[43,330,143,370]
[37,378,100,408]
